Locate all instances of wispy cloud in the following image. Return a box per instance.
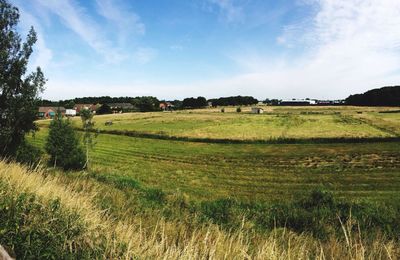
[34,0,148,64]
[17,7,53,70]
[95,0,145,37]
[224,0,400,99]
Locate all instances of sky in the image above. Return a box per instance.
[12,0,400,100]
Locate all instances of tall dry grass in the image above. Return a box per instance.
[0,161,398,259]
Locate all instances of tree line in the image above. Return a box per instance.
[345,86,400,106]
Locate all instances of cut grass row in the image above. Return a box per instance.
[29,128,400,202]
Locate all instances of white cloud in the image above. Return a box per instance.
[224,0,400,99]
[96,0,145,37]
[34,0,146,64]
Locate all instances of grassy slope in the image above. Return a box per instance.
[29,127,400,202]
[1,161,399,259]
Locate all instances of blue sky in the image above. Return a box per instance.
[13,0,400,100]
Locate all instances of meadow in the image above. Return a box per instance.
[36,106,400,141]
[31,106,400,202]
[15,106,400,258]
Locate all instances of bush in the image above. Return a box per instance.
[45,114,85,170]
[15,140,42,166]
[236,107,241,113]
[221,108,225,113]
[0,184,98,259]
[96,104,112,115]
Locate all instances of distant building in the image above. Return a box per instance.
[107,103,134,113]
[251,107,264,114]
[65,109,77,117]
[74,104,98,114]
[316,100,345,105]
[38,106,66,119]
[279,100,311,106]
[159,102,174,111]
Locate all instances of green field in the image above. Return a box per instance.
[37,106,400,141]
[30,106,400,203]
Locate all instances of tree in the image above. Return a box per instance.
[0,0,46,156]
[45,113,85,170]
[80,109,97,169]
[132,96,160,112]
[182,96,207,108]
[346,86,400,106]
[96,104,112,115]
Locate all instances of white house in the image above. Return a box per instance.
[66,109,77,117]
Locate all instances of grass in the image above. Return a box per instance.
[36,106,400,141]
[0,161,399,259]
[19,106,400,258]
[29,126,400,202]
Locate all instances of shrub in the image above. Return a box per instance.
[236,107,242,112]
[0,184,97,259]
[15,140,42,166]
[45,114,85,170]
[221,108,225,113]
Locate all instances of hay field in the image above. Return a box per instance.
[36,106,400,141]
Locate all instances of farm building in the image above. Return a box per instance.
[279,100,311,106]
[251,107,264,114]
[159,102,174,111]
[108,103,135,113]
[74,104,99,114]
[65,109,77,117]
[38,107,66,119]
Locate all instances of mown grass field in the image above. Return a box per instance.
[30,106,400,203]
[12,106,400,258]
[36,106,400,141]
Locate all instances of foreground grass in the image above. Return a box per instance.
[1,161,399,259]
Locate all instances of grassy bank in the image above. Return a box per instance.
[0,161,399,259]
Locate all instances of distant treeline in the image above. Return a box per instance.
[39,95,261,111]
[37,85,400,112]
[346,86,400,106]
[39,96,161,112]
[208,96,258,106]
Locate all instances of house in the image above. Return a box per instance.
[107,103,134,113]
[251,107,264,114]
[74,104,99,114]
[38,106,66,119]
[159,102,174,111]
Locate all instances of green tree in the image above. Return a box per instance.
[0,0,46,156]
[45,113,85,170]
[96,104,112,115]
[80,109,97,169]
